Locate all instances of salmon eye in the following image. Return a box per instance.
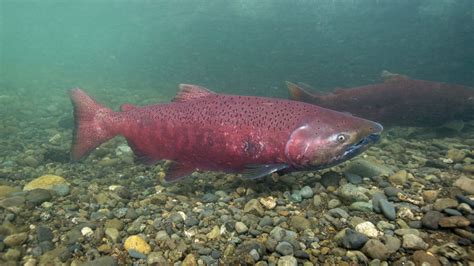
[337,134,346,142]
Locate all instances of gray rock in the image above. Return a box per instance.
[340,229,368,249]
[0,196,25,209]
[37,226,53,243]
[249,248,260,261]
[433,198,458,211]
[277,255,297,266]
[289,216,310,231]
[320,171,342,188]
[313,195,323,208]
[350,201,373,212]
[3,232,28,247]
[402,234,428,250]
[327,199,341,209]
[202,193,219,203]
[300,186,313,199]
[258,216,273,227]
[128,249,146,259]
[290,191,302,202]
[437,242,467,260]
[382,235,401,253]
[455,194,474,208]
[198,247,212,255]
[337,184,370,203]
[328,208,349,219]
[361,239,390,260]
[383,187,401,197]
[82,256,118,266]
[345,172,362,184]
[276,241,294,256]
[421,211,444,230]
[379,199,396,221]
[443,208,462,216]
[344,159,393,178]
[185,216,199,227]
[235,221,248,234]
[26,189,52,206]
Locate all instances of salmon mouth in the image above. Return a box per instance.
[341,132,381,160]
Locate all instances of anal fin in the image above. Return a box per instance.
[165,162,196,182]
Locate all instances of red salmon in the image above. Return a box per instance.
[287,71,474,127]
[70,84,382,182]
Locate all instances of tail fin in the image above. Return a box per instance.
[69,88,117,161]
[285,81,320,103]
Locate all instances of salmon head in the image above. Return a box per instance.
[285,112,383,170]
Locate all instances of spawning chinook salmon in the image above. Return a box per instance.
[70,84,383,182]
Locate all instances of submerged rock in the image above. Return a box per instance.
[23,175,70,196]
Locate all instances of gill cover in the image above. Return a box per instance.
[285,124,313,167]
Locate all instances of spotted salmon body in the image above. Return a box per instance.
[70,84,382,182]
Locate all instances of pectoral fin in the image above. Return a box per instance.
[241,164,289,179]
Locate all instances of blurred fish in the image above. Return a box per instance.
[69,84,382,182]
[287,71,474,127]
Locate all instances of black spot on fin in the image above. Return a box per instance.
[241,164,289,180]
[165,162,196,182]
[173,84,216,103]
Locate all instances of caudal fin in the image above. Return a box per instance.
[69,88,117,161]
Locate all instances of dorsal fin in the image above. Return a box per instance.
[173,84,215,102]
[286,81,321,102]
[120,103,137,112]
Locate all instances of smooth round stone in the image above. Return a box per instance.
[421,211,444,230]
[290,192,302,202]
[433,198,458,211]
[383,187,401,197]
[275,241,294,256]
[300,186,313,199]
[327,199,341,209]
[210,250,221,259]
[340,229,368,249]
[350,202,373,212]
[259,216,273,227]
[379,199,396,221]
[3,232,28,247]
[249,248,260,261]
[277,255,297,266]
[328,208,349,219]
[337,184,370,203]
[402,234,428,250]
[37,226,53,243]
[202,193,219,203]
[345,172,362,184]
[361,239,390,260]
[320,171,342,188]
[235,222,249,234]
[444,208,463,216]
[455,194,474,208]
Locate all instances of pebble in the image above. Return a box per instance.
[300,186,313,198]
[339,229,368,249]
[422,190,439,203]
[388,170,407,185]
[202,193,219,203]
[433,198,458,211]
[23,174,70,196]
[384,187,401,198]
[37,226,53,242]
[377,221,395,231]
[207,225,220,240]
[290,215,310,231]
[361,239,390,260]
[277,255,297,266]
[443,208,462,216]
[350,201,373,212]
[382,235,401,253]
[412,250,440,266]
[313,195,323,208]
[453,176,474,194]
[437,242,467,261]
[438,216,470,228]
[290,191,302,202]
[337,184,370,203]
[105,228,120,243]
[260,196,277,209]
[185,216,199,227]
[344,159,393,178]
[446,149,466,162]
[81,256,118,266]
[123,235,151,255]
[320,171,342,188]
[395,228,420,236]
[372,193,396,220]
[275,241,294,256]
[3,232,28,247]
[402,234,428,250]
[345,172,362,184]
[249,249,260,261]
[235,221,248,233]
[356,221,380,238]
[0,185,21,199]
[182,253,197,266]
[457,203,473,214]
[328,208,349,219]
[244,199,265,216]
[327,198,341,209]
[81,227,94,237]
[259,216,273,227]
[3,248,21,261]
[455,194,474,208]
[421,211,444,229]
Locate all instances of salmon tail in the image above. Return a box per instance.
[69,88,117,161]
[285,81,320,103]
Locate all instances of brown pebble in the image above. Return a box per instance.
[438,216,470,228]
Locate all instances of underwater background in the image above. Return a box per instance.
[1,0,474,265]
